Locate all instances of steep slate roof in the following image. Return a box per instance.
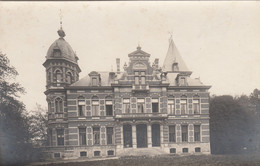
[46,38,78,63]
[162,37,189,72]
[70,71,115,87]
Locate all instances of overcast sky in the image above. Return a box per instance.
[1,2,260,111]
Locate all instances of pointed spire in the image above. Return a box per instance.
[162,35,189,73]
[57,9,66,38]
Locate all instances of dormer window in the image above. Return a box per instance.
[53,48,61,57]
[92,78,97,86]
[172,63,179,71]
[89,71,101,86]
[134,71,146,85]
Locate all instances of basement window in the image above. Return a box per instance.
[195,147,201,153]
[107,150,114,156]
[94,151,101,157]
[80,151,87,157]
[170,148,176,154]
[54,153,60,158]
[182,148,188,153]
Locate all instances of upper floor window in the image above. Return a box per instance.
[134,71,146,85]
[152,99,159,113]
[181,99,187,115]
[48,102,52,112]
[168,99,175,115]
[137,99,145,113]
[123,99,130,114]
[78,97,85,117]
[92,96,99,116]
[57,129,64,146]
[79,128,86,145]
[55,98,63,113]
[93,127,100,145]
[105,100,113,116]
[66,72,72,84]
[55,70,62,83]
[48,72,51,83]
[193,99,200,114]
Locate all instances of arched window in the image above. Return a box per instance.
[55,97,63,113]
[55,70,62,83]
[66,72,72,84]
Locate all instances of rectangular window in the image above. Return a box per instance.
[141,76,145,84]
[106,127,114,145]
[194,125,201,142]
[134,71,139,76]
[78,100,85,117]
[181,99,187,115]
[92,100,99,116]
[168,99,175,114]
[94,151,100,156]
[137,99,145,113]
[92,78,97,86]
[141,71,145,76]
[135,76,139,84]
[105,101,113,116]
[181,125,188,142]
[57,129,64,146]
[169,125,176,143]
[180,77,185,86]
[182,148,188,153]
[93,127,100,145]
[152,99,159,113]
[193,99,200,114]
[123,99,130,114]
[79,128,86,145]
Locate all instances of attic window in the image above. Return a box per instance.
[53,49,61,57]
[172,63,179,71]
[92,78,97,86]
[180,77,186,86]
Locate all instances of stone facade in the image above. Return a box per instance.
[43,28,211,159]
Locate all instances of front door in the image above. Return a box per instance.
[136,124,147,148]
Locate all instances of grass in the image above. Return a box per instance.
[32,154,260,166]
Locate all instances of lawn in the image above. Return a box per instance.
[31,154,260,166]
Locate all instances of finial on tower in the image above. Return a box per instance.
[57,9,66,38]
[168,31,173,43]
[137,42,141,50]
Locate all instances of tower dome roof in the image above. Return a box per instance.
[46,29,78,63]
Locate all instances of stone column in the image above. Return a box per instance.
[132,124,137,148]
[147,124,152,147]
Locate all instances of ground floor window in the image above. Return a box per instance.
[93,127,100,145]
[182,148,188,153]
[181,125,188,142]
[169,125,176,143]
[106,127,114,145]
[79,128,86,145]
[54,153,60,158]
[170,148,176,154]
[80,151,87,157]
[56,129,64,146]
[107,150,114,156]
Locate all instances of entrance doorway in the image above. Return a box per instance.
[123,124,132,148]
[152,124,160,147]
[136,124,147,148]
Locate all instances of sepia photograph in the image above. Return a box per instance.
[0,1,260,166]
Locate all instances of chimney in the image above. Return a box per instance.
[116,58,120,73]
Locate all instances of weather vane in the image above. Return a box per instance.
[59,9,63,29]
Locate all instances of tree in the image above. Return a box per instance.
[210,95,257,154]
[28,103,48,146]
[0,52,33,165]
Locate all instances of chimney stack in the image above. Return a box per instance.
[116,58,120,73]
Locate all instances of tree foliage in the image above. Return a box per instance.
[0,52,33,165]
[210,95,258,154]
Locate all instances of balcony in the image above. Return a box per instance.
[132,85,149,92]
[48,113,67,120]
[115,113,167,120]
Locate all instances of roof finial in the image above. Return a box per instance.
[57,9,66,38]
[168,31,173,43]
[137,42,141,50]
